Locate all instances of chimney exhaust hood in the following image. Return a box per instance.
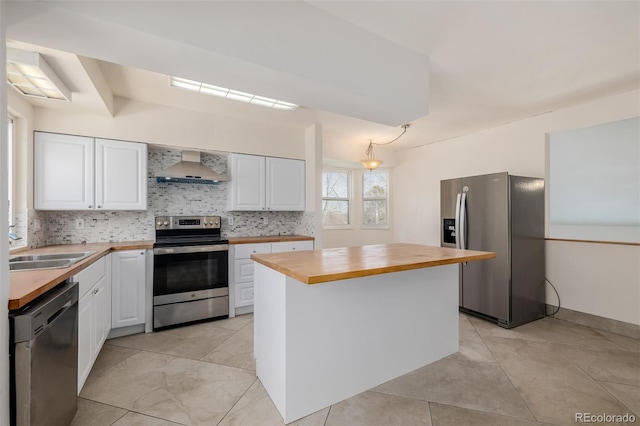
[155,151,226,184]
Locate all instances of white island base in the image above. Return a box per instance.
[254,263,459,424]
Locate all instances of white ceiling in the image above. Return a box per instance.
[5,1,640,151]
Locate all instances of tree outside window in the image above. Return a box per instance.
[322,170,350,227]
[362,171,388,227]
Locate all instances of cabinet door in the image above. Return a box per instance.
[35,132,95,210]
[93,275,111,353]
[95,139,148,210]
[228,154,266,211]
[77,290,94,393]
[235,282,254,307]
[271,240,314,253]
[235,258,256,283]
[111,250,146,328]
[266,157,305,211]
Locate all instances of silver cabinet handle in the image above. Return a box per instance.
[88,205,92,208]
[97,205,101,208]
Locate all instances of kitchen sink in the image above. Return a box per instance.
[9,251,96,272]
[9,251,95,262]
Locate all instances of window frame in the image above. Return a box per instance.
[321,168,353,230]
[7,116,14,226]
[361,170,390,230]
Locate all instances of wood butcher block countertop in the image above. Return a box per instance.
[228,235,314,244]
[251,243,496,284]
[9,241,153,310]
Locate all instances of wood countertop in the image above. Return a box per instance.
[228,235,314,244]
[251,243,496,284]
[9,241,153,310]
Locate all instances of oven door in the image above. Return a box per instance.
[153,245,228,304]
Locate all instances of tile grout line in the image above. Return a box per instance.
[466,314,542,424]
[551,342,640,416]
[427,400,563,426]
[323,404,332,426]
[216,377,260,425]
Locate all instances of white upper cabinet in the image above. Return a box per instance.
[35,132,95,210]
[227,153,305,211]
[95,138,147,210]
[228,153,266,211]
[35,132,147,210]
[266,157,305,211]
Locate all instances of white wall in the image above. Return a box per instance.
[34,97,306,159]
[393,89,640,325]
[546,241,639,325]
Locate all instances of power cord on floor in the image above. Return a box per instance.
[545,277,561,317]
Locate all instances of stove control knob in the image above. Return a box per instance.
[204,221,209,225]
[156,221,162,227]
[163,221,169,226]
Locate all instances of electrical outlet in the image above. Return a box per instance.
[263,217,269,225]
[75,218,85,230]
[228,217,234,226]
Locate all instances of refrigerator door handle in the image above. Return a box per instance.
[455,193,462,249]
[460,192,467,250]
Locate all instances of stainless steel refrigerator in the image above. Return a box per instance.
[441,172,545,328]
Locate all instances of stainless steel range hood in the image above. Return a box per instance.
[155,151,226,184]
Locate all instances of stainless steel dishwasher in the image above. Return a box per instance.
[10,279,79,426]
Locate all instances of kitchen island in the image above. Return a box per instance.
[251,243,495,423]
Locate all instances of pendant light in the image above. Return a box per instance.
[361,124,410,171]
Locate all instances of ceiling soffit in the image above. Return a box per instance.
[5,1,429,127]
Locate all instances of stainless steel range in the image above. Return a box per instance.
[153,215,229,330]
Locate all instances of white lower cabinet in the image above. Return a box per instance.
[232,243,271,310]
[76,255,111,393]
[111,250,146,328]
[271,240,314,253]
[230,240,314,313]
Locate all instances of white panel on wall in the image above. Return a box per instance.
[548,117,640,243]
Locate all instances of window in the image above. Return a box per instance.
[362,171,388,227]
[7,117,13,226]
[322,170,351,227]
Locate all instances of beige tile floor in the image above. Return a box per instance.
[72,313,639,426]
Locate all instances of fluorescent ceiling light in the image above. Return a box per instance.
[169,76,298,111]
[6,48,71,102]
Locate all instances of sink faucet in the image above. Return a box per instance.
[8,224,22,245]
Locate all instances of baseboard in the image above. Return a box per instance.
[235,305,254,316]
[546,304,640,339]
[107,324,146,339]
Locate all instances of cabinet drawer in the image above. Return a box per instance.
[234,243,271,259]
[235,282,254,308]
[235,258,255,283]
[271,240,314,253]
[76,256,106,298]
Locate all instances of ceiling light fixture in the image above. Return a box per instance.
[169,76,299,111]
[361,124,410,171]
[6,48,71,102]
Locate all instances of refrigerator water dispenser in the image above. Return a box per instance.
[443,218,456,244]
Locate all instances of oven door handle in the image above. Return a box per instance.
[154,245,229,255]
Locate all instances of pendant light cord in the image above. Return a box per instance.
[370,124,411,146]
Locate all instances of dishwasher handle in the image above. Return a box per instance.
[11,280,79,343]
